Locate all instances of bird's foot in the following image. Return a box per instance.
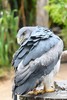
[45,88,55,93]
[28,89,45,95]
[28,88,55,95]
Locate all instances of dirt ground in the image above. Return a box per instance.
[0,63,67,100]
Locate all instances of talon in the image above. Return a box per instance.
[28,86,55,95]
[28,91,35,95]
[28,89,46,95]
[45,88,55,93]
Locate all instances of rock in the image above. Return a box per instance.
[54,80,67,90]
[61,50,67,63]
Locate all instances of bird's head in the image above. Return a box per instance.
[17,27,36,45]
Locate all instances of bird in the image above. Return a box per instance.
[12,26,63,99]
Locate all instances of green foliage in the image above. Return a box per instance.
[45,0,67,49]
[0,10,18,67]
[0,0,36,68]
[45,0,67,26]
[61,27,67,49]
[24,0,36,25]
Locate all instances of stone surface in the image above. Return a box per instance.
[19,80,67,100]
[61,50,67,63]
[54,80,67,90]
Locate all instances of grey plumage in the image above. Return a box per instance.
[12,26,60,68]
[12,26,63,97]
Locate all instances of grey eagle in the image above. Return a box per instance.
[12,26,63,99]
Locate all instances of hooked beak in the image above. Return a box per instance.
[17,37,22,45]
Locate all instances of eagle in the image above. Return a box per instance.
[12,26,63,100]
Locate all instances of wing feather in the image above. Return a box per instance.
[15,39,63,86]
[23,36,60,66]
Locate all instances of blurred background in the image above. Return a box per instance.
[0,0,67,100]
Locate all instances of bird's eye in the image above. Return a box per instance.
[23,32,25,36]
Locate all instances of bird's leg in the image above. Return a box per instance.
[44,81,55,93]
[43,72,55,93]
[28,80,46,95]
[28,72,55,95]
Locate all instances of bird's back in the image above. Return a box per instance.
[12,26,62,69]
